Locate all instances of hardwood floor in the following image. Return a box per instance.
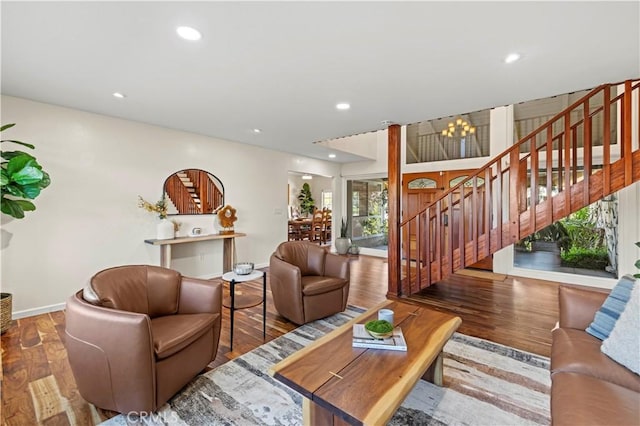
[1,255,562,425]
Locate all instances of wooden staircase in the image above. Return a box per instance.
[398,80,640,296]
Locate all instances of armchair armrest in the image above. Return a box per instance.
[65,291,155,413]
[559,285,609,329]
[269,254,305,324]
[178,277,222,315]
[325,253,349,280]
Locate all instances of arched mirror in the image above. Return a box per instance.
[163,169,224,215]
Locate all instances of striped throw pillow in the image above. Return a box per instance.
[586,275,637,341]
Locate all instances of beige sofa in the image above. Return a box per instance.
[550,284,639,425]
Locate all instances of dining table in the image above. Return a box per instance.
[288,218,312,240]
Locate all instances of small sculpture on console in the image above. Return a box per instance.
[217,205,237,234]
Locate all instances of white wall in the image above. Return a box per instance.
[0,96,338,316]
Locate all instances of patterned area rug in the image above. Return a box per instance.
[103,306,550,425]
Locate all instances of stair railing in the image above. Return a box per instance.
[164,174,201,214]
[399,80,639,296]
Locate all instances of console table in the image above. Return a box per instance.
[144,232,246,271]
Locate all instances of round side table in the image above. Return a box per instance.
[221,270,266,351]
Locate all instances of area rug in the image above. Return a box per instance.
[102,306,550,425]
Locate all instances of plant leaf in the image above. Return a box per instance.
[6,153,32,175]
[0,139,35,150]
[2,150,36,162]
[40,171,51,188]
[0,123,16,132]
[3,183,26,198]
[12,162,44,186]
[0,169,8,186]
[20,183,41,199]
[0,198,25,218]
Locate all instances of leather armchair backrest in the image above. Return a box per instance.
[275,241,310,275]
[274,241,327,276]
[307,244,326,276]
[88,265,181,317]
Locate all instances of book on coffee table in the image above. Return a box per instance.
[352,324,408,351]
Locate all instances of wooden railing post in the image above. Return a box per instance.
[388,124,402,297]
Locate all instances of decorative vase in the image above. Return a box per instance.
[157,218,175,240]
[335,237,351,255]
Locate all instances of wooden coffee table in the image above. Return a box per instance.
[269,300,461,426]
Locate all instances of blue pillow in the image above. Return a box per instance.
[586,275,637,340]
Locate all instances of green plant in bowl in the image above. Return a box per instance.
[365,319,394,339]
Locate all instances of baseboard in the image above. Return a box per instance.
[13,302,66,320]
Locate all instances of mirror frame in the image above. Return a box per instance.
[163,169,224,215]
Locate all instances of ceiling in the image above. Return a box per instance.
[2,2,638,163]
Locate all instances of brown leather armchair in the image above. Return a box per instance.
[269,241,350,325]
[65,265,222,414]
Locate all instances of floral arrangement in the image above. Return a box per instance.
[138,195,167,219]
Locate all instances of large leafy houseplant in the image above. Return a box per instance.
[297,182,315,216]
[0,123,51,334]
[1,123,51,219]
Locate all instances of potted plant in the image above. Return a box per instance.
[1,123,51,333]
[297,182,315,217]
[335,218,351,255]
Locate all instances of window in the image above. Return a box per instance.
[322,191,332,210]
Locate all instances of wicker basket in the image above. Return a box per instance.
[0,293,12,334]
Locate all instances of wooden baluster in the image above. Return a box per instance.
[435,201,442,282]
[603,85,611,195]
[571,127,578,185]
[623,80,632,186]
[531,141,538,234]
[564,113,572,216]
[546,127,553,226]
[458,186,464,271]
[496,159,503,249]
[425,206,432,288]
[583,97,592,207]
[509,149,520,244]
[447,192,454,275]
[471,177,478,264]
[483,168,491,256]
[415,213,421,294]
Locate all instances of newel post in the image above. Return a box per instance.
[388,124,402,297]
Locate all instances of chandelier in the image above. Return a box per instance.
[441,118,475,138]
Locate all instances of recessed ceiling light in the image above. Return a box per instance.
[302,175,313,180]
[112,92,126,98]
[176,26,202,41]
[504,53,521,64]
[328,154,336,158]
[336,103,350,110]
[253,128,262,134]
